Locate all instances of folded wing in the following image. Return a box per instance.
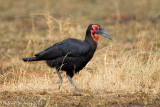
[35,38,90,60]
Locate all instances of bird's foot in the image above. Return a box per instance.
[74,88,82,93]
[53,80,62,84]
[53,80,62,89]
[58,85,62,89]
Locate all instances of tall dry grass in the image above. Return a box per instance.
[0,15,160,95]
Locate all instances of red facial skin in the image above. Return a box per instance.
[91,25,99,43]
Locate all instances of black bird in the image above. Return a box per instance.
[23,24,112,92]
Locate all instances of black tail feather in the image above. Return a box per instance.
[22,57,39,62]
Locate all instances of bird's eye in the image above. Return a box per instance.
[95,27,98,30]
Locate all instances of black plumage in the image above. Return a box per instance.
[23,24,111,92]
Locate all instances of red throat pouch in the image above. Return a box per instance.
[91,30,99,42]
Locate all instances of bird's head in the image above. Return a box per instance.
[86,24,112,42]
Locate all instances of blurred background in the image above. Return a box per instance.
[0,0,160,58]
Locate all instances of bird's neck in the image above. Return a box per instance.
[84,34,97,50]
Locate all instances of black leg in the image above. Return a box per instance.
[56,69,63,84]
[54,69,63,89]
[67,74,81,92]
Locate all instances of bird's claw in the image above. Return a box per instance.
[53,80,62,89]
[58,85,62,89]
[53,80,62,84]
[74,88,82,93]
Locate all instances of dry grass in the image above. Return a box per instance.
[1,40,160,94]
[0,0,160,106]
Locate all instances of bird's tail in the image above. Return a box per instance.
[22,57,39,62]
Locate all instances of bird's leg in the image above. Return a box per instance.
[54,69,63,89]
[67,74,81,92]
[56,70,63,83]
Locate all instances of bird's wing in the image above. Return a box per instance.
[35,38,90,60]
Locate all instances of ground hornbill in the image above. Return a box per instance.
[23,24,112,92]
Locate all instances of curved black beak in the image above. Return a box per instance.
[94,26,112,40]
